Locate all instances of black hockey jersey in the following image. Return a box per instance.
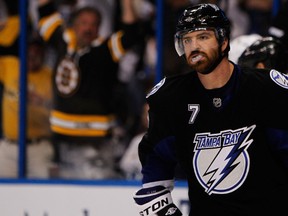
[139,64,288,216]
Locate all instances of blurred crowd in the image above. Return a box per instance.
[0,0,287,180]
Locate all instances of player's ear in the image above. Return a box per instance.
[256,62,265,69]
[221,38,228,52]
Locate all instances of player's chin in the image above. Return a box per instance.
[188,60,205,71]
[81,36,95,46]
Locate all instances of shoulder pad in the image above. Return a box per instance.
[270,69,288,89]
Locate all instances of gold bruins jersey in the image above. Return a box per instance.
[0,15,52,140]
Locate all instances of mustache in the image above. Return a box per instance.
[83,31,94,37]
[190,50,200,55]
[189,50,206,58]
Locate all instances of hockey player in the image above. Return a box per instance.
[238,36,288,73]
[133,3,288,216]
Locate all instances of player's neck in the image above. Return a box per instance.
[198,59,233,90]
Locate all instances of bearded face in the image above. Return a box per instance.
[73,11,100,48]
[182,30,223,74]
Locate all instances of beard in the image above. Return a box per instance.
[186,47,221,75]
[78,31,97,48]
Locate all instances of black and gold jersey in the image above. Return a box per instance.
[38,2,140,141]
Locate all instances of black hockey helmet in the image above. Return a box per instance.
[238,36,288,72]
[174,3,231,56]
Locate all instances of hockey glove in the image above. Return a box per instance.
[133,185,182,216]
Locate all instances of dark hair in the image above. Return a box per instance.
[69,6,102,27]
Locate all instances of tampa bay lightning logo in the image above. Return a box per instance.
[193,125,256,195]
[270,69,288,89]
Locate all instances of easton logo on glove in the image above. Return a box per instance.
[139,196,169,216]
[134,185,182,216]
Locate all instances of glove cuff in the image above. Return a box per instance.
[134,186,182,216]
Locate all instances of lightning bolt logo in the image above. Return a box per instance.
[193,125,256,195]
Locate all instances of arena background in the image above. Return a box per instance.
[0,0,189,215]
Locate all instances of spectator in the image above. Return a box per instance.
[36,0,141,179]
[0,0,54,178]
[77,0,116,39]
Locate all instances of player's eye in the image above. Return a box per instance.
[197,34,209,40]
[182,37,192,45]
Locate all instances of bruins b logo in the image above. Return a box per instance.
[56,57,81,97]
